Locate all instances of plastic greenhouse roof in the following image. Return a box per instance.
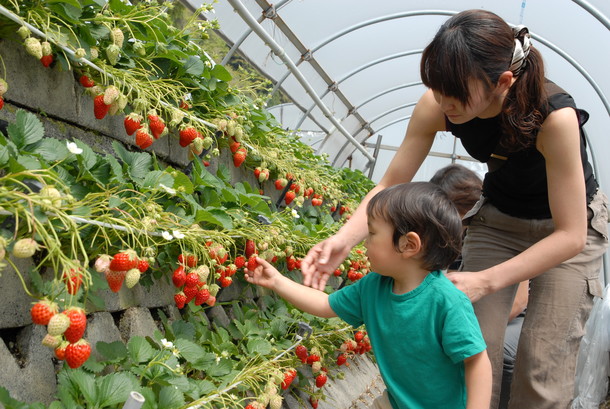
[186,0,610,281]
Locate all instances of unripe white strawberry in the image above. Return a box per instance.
[47,313,70,336]
[0,79,8,96]
[12,238,40,258]
[103,85,120,105]
[40,185,62,207]
[17,26,30,39]
[233,126,243,141]
[133,40,145,56]
[201,136,213,150]
[195,265,210,282]
[190,137,204,155]
[41,334,62,348]
[208,283,220,297]
[125,268,141,288]
[74,48,86,59]
[41,41,52,57]
[226,120,236,137]
[106,44,120,65]
[90,47,99,60]
[24,37,43,60]
[311,361,322,374]
[265,382,278,396]
[94,254,111,273]
[269,394,282,409]
[110,28,124,48]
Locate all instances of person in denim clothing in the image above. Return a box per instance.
[301,9,608,409]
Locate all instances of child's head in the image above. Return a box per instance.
[429,164,482,218]
[366,182,462,271]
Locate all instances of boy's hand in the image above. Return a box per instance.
[244,257,280,289]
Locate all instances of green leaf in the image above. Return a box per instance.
[211,65,232,82]
[36,138,70,162]
[97,372,139,407]
[96,341,128,361]
[17,154,42,170]
[141,171,173,190]
[0,145,9,167]
[173,171,194,194]
[195,208,233,229]
[171,320,196,341]
[75,141,98,170]
[173,339,207,363]
[246,338,273,355]
[106,155,126,183]
[205,357,233,377]
[8,110,44,149]
[128,336,155,363]
[45,0,82,9]
[87,23,109,40]
[128,153,153,180]
[67,369,97,404]
[158,386,185,409]
[183,56,204,76]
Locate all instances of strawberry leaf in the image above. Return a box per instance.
[158,385,185,409]
[246,338,272,355]
[183,55,204,76]
[96,341,128,361]
[96,372,139,407]
[8,110,44,149]
[127,336,155,363]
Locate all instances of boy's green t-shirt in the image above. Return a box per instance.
[329,270,486,409]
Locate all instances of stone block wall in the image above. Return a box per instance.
[0,38,383,407]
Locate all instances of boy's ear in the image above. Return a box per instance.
[398,231,422,257]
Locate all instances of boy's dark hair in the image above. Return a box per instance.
[429,164,482,217]
[366,182,462,271]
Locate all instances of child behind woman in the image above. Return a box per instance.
[245,182,492,409]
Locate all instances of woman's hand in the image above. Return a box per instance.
[445,271,492,303]
[300,235,353,291]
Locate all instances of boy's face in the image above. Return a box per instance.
[364,216,401,275]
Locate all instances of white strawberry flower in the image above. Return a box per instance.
[172,230,185,239]
[66,141,82,155]
[161,231,173,240]
[161,338,174,349]
[291,209,300,219]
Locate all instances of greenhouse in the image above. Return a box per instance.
[0,0,608,408]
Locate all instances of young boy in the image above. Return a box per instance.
[245,182,492,409]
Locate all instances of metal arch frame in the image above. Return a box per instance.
[225,0,375,162]
[355,81,423,110]
[295,49,423,130]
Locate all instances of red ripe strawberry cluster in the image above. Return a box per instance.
[273,173,322,207]
[295,345,328,389]
[340,330,372,357]
[333,250,370,282]
[94,250,149,293]
[0,78,7,111]
[30,300,91,369]
[330,204,352,218]
[171,248,223,309]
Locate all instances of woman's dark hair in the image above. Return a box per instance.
[366,182,462,271]
[429,164,482,217]
[420,9,546,150]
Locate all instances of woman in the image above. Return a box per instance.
[301,9,608,409]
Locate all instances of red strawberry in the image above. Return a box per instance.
[183,286,198,304]
[310,397,319,409]
[246,255,258,271]
[105,270,126,292]
[178,253,198,268]
[354,330,365,342]
[93,94,110,120]
[219,276,232,287]
[185,272,200,288]
[194,288,210,306]
[284,191,296,205]
[295,345,308,363]
[336,353,347,366]
[63,307,87,343]
[0,96,4,111]
[206,295,216,307]
[65,339,91,369]
[62,268,83,295]
[233,147,247,167]
[333,268,342,277]
[135,128,153,149]
[137,259,149,273]
[124,113,143,135]
[225,264,237,277]
[109,251,138,271]
[234,256,246,269]
[148,114,165,139]
[245,240,257,259]
[55,341,69,360]
[172,266,187,287]
[307,354,320,365]
[30,300,58,325]
[40,54,53,67]
[274,178,287,190]
[179,126,199,147]
[315,372,327,388]
[174,292,187,309]
[286,256,297,271]
[79,75,95,88]
[229,140,240,153]
[281,369,296,389]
